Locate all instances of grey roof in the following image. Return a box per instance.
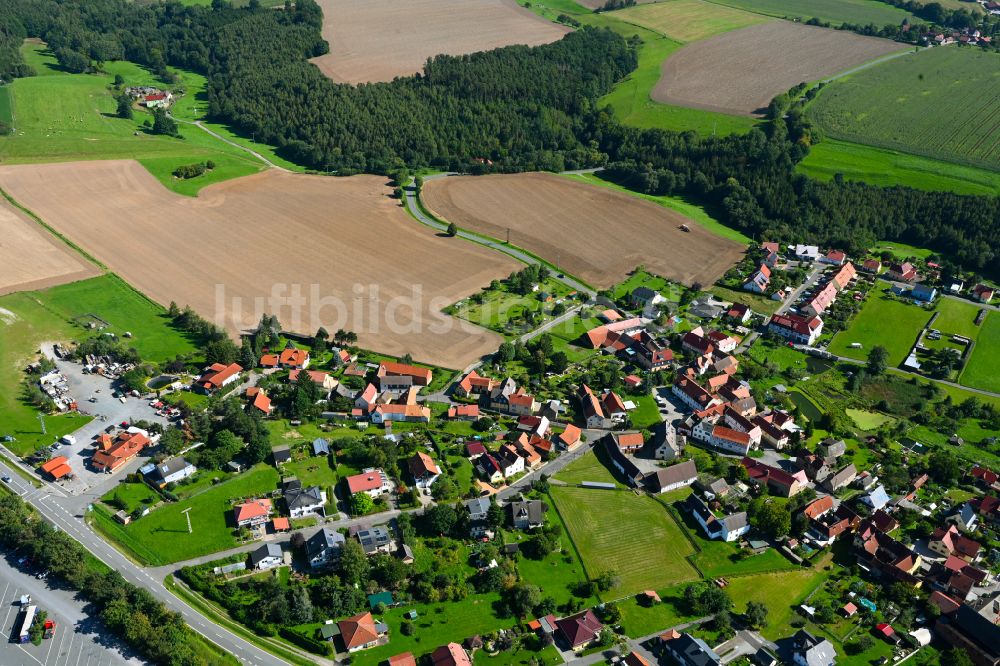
[645,459,697,491]
[465,496,491,517]
[818,438,846,458]
[312,438,330,455]
[306,527,345,556]
[156,457,191,478]
[795,630,836,666]
[380,374,413,388]
[948,603,1000,655]
[670,633,721,666]
[282,476,302,492]
[272,445,291,463]
[357,526,392,553]
[864,485,891,510]
[510,500,544,526]
[720,512,748,533]
[249,543,282,567]
[631,286,657,302]
[286,486,324,510]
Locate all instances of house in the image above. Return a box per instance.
[307,527,345,568]
[871,509,899,534]
[861,485,891,511]
[389,654,417,666]
[496,446,525,478]
[356,383,378,411]
[661,633,721,666]
[803,283,838,317]
[289,369,337,390]
[692,420,754,456]
[818,438,846,459]
[727,303,751,324]
[841,603,857,618]
[972,284,995,303]
[378,361,432,386]
[645,459,697,494]
[143,91,172,108]
[625,651,651,666]
[761,241,780,267]
[338,612,387,652]
[248,543,283,570]
[821,250,847,266]
[803,495,834,520]
[795,245,820,261]
[614,432,645,454]
[654,422,683,460]
[929,525,981,562]
[431,643,472,666]
[155,457,196,485]
[707,330,740,353]
[911,284,937,302]
[510,499,544,530]
[555,610,603,650]
[447,404,480,421]
[312,438,330,456]
[886,262,918,282]
[272,445,291,465]
[233,498,272,527]
[628,331,674,371]
[40,456,72,480]
[579,384,614,429]
[286,486,326,518]
[792,630,836,666]
[346,469,392,497]
[935,604,1000,666]
[557,424,583,450]
[684,494,749,542]
[465,441,487,459]
[742,457,805,497]
[601,309,623,323]
[830,262,856,290]
[744,264,771,294]
[630,287,665,309]
[477,455,504,484]
[195,362,242,393]
[581,318,643,349]
[861,259,882,274]
[969,466,999,489]
[682,328,715,356]
[249,390,272,415]
[278,347,309,369]
[673,374,720,412]
[768,313,823,346]
[354,525,395,555]
[855,529,922,585]
[371,404,431,424]
[92,430,151,473]
[495,390,538,417]
[408,452,441,489]
[465,497,492,537]
[822,464,858,493]
[875,623,899,644]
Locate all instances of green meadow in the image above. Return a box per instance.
[708,0,912,26]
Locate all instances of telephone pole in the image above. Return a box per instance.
[37,413,46,435]
[181,507,193,534]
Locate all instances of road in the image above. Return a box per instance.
[170,114,288,172]
[736,263,825,354]
[403,183,594,296]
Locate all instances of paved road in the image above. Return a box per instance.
[737,263,824,354]
[403,183,594,296]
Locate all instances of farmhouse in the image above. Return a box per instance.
[581,318,643,349]
[378,361,432,386]
[768,313,823,346]
[682,327,715,356]
[691,419,755,456]
[822,463,858,493]
[627,330,674,371]
[195,362,243,393]
[92,430,151,473]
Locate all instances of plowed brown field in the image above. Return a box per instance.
[0,161,520,368]
[0,197,98,296]
[422,173,744,289]
[310,0,571,84]
[653,22,902,116]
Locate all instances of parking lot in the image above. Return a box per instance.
[0,553,139,665]
[37,349,171,498]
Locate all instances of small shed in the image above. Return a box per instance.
[272,445,291,464]
[405,610,418,620]
[318,623,340,642]
[312,438,330,456]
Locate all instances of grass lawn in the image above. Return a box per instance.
[869,241,936,261]
[92,464,279,565]
[473,645,562,666]
[280,453,339,489]
[618,587,695,637]
[709,285,781,315]
[550,487,699,597]
[724,567,828,640]
[709,0,911,26]
[610,270,677,303]
[797,139,1000,197]
[446,277,573,336]
[513,511,595,607]
[102,481,161,513]
[0,43,266,196]
[0,86,11,125]
[0,275,199,456]
[566,173,752,244]
[934,298,984,340]
[614,0,771,43]
[828,291,933,365]
[689,539,797,578]
[844,408,894,431]
[960,311,1000,393]
[553,450,621,487]
[628,393,661,429]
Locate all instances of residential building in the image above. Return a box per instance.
[354,525,395,555]
[929,525,981,562]
[272,445,292,465]
[795,245,820,261]
[682,328,715,356]
[278,347,309,369]
[822,464,858,493]
[972,284,995,303]
[447,404,480,421]
[684,494,749,542]
[654,422,683,460]
[356,383,378,412]
[465,497,492,537]
[408,451,441,488]
[92,430,151,473]
[306,527,345,568]
[692,419,754,456]
[289,369,336,390]
[249,390,272,415]
[155,457,195,485]
[249,543,283,571]
[431,643,472,666]
[510,499,544,530]
[630,286,665,309]
[557,424,583,450]
[338,612,388,652]
[614,432,645,454]
[378,361,432,386]
[233,498,272,527]
[761,241,780,267]
[768,313,823,346]
[742,457,805,497]
[803,496,834,520]
[555,610,603,650]
[371,403,431,424]
[727,303,751,324]
[346,469,392,497]
[821,250,846,266]
[886,262,918,282]
[628,331,674,371]
[912,284,937,302]
[477,454,504,484]
[662,633,721,666]
[644,459,697,494]
[744,264,771,294]
[818,438,846,459]
[861,259,882,274]
[496,446,525,478]
[935,603,1000,666]
[286,486,326,519]
[792,630,836,666]
[195,362,242,393]
[673,374,720,412]
[454,370,496,398]
[862,485,891,511]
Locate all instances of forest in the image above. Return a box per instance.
[0,0,996,272]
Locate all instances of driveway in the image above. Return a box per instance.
[713,630,777,664]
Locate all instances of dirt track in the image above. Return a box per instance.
[422,173,744,289]
[309,0,571,83]
[0,161,520,368]
[0,196,99,296]
[653,22,903,116]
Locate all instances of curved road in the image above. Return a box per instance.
[171,114,289,172]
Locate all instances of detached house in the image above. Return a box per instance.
[285,486,326,519]
[195,362,242,393]
[972,283,995,303]
[768,313,823,346]
[346,469,392,498]
[673,373,720,412]
[408,451,441,489]
[278,347,309,369]
[454,370,496,398]
[684,494,749,542]
[496,446,525,478]
[744,264,771,294]
[555,610,603,651]
[510,499,544,530]
[338,612,388,652]
[233,498,272,527]
[929,525,981,562]
[886,262,918,282]
[307,527,345,568]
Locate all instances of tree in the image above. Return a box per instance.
[447,222,458,237]
[338,539,369,585]
[594,570,620,592]
[751,500,791,539]
[487,499,504,530]
[928,448,962,485]
[150,108,178,137]
[941,649,973,666]
[496,342,515,363]
[425,503,458,535]
[116,95,133,119]
[290,532,305,550]
[867,345,890,376]
[506,583,541,617]
[745,600,768,628]
[351,492,374,516]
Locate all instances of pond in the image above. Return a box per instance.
[147,375,178,390]
[789,390,823,423]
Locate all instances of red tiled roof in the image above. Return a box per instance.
[259,354,279,367]
[379,361,432,384]
[198,362,242,390]
[804,495,833,519]
[289,369,329,384]
[279,347,309,367]
[448,404,480,419]
[339,612,379,649]
[555,610,602,648]
[409,451,440,478]
[272,517,290,531]
[346,470,386,494]
[251,391,271,413]
[559,425,581,447]
[616,432,644,450]
[389,654,417,666]
[234,498,271,523]
[92,432,150,472]
[41,456,69,474]
[431,643,471,666]
[465,441,487,456]
[714,425,750,445]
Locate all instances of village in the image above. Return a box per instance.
[1,234,997,666]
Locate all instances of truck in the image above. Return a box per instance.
[42,619,55,640]
[60,434,76,446]
[17,604,36,643]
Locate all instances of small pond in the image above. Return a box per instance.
[147,375,178,390]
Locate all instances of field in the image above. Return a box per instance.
[797,139,1000,196]
[308,0,571,83]
[0,43,265,196]
[0,196,99,295]
[613,0,770,42]
[708,0,912,26]
[0,274,200,456]
[550,486,699,596]
[724,568,828,640]
[654,22,903,116]
[422,173,745,289]
[808,46,1000,171]
[828,291,933,365]
[961,312,1000,393]
[0,160,520,368]
[92,464,280,565]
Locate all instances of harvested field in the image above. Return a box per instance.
[0,196,99,295]
[309,0,571,84]
[0,160,520,368]
[576,0,658,8]
[422,173,744,289]
[653,21,903,116]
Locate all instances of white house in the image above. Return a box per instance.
[155,457,196,485]
[497,447,525,478]
[768,313,824,346]
[346,469,393,498]
[794,245,820,261]
[249,543,283,571]
[285,486,326,519]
